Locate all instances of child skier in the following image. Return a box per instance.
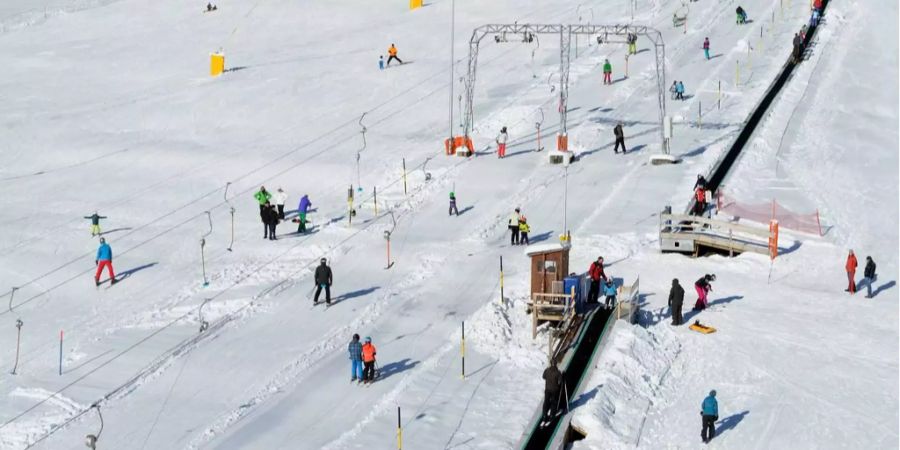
[736,6,747,24]
[519,217,530,245]
[378,55,385,70]
[386,44,403,66]
[348,334,364,383]
[602,59,613,85]
[84,212,108,236]
[361,336,377,383]
[496,126,509,158]
[703,37,710,60]
[693,274,715,311]
[449,192,459,216]
[603,279,617,309]
[95,237,116,286]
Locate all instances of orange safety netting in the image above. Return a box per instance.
[716,190,823,236]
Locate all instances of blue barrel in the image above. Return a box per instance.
[564,275,584,313]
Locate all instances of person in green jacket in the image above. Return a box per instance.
[254,186,271,214]
[83,212,107,236]
[603,59,613,85]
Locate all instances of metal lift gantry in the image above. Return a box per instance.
[446,24,667,157]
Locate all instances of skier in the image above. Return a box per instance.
[701,390,719,443]
[613,122,627,154]
[273,187,288,220]
[496,126,509,158]
[297,194,312,233]
[693,274,715,311]
[314,257,333,305]
[386,44,403,66]
[348,334,364,383]
[508,208,522,245]
[845,250,857,294]
[94,237,116,286]
[587,256,606,304]
[254,186,271,214]
[863,256,877,298]
[602,59,613,85]
[84,212,108,236]
[378,55,385,70]
[735,6,747,24]
[627,33,637,55]
[668,278,685,326]
[603,279,617,310]
[261,202,278,240]
[676,81,685,100]
[361,336,377,383]
[703,37,711,60]
[792,33,803,63]
[519,217,530,246]
[449,192,459,216]
[541,359,563,425]
[206,3,217,12]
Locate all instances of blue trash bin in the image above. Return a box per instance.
[564,274,584,314]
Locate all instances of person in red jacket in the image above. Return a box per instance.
[587,256,606,304]
[845,250,858,294]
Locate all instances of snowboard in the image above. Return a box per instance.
[689,321,716,334]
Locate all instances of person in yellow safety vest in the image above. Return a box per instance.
[387,44,403,66]
[518,217,530,246]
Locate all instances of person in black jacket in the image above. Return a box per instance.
[541,359,564,425]
[261,203,278,240]
[314,257,333,305]
[668,278,685,325]
[613,123,627,154]
[863,256,877,298]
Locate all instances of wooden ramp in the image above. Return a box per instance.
[659,213,775,257]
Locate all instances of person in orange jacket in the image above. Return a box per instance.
[845,250,858,294]
[386,44,403,66]
[361,336,378,383]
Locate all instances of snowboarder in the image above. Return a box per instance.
[519,217,530,246]
[496,126,509,158]
[735,6,747,24]
[602,59,613,85]
[627,33,637,55]
[703,37,711,60]
[676,81,685,100]
[94,237,116,286]
[314,257,333,305]
[863,256,877,298]
[84,212,108,236]
[541,359,563,424]
[297,194,312,233]
[273,188,288,220]
[613,122,627,154]
[693,274,715,311]
[386,44,403,66]
[254,186,271,214]
[603,279,617,310]
[449,192,459,216]
[508,208,522,245]
[348,334,364,383]
[261,202,278,240]
[587,256,606,304]
[361,336,377,383]
[701,390,719,443]
[845,250,858,294]
[668,278,685,326]
[378,55,384,70]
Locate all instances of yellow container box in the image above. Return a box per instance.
[210,52,225,77]
[410,0,423,10]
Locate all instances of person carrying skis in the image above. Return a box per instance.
[587,256,606,304]
[348,334,364,382]
[519,217,530,246]
[693,274,715,311]
[845,250,857,294]
[541,359,563,424]
[94,237,116,286]
[603,279,617,310]
[613,122,627,154]
[668,278,685,325]
[701,390,719,443]
[254,186,271,214]
[449,192,459,216]
[602,59,613,85]
[314,257,333,305]
[296,194,312,233]
[361,336,377,383]
[273,188,288,220]
[703,37,711,60]
[84,212,108,236]
[863,256,877,298]
[386,44,403,66]
[496,126,509,158]
[508,208,522,245]
[261,202,278,240]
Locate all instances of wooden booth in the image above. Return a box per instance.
[525,242,574,338]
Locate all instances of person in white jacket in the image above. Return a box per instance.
[273,188,288,220]
[508,207,523,245]
[496,126,509,158]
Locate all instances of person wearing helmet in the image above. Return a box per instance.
[701,389,719,443]
[449,192,459,216]
[693,274,715,311]
[83,211,107,236]
[361,336,377,383]
[348,334,364,383]
[518,216,530,245]
[314,258,333,305]
[603,279,617,310]
[95,237,116,286]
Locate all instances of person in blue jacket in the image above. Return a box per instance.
[701,390,719,443]
[676,81,686,100]
[94,237,116,286]
[297,194,312,233]
[348,333,364,383]
[603,279,617,310]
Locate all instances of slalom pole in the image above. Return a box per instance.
[12,319,22,375]
[461,321,466,380]
[397,406,403,450]
[402,158,408,196]
[59,330,64,375]
[373,186,378,216]
[499,256,505,306]
[718,80,721,110]
[698,101,702,128]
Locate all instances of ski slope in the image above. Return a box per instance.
[0,0,896,448]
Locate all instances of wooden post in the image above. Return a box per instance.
[397,406,402,450]
[461,321,465,380]
[402,158,408,195]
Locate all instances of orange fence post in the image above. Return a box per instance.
[768,220,779,259]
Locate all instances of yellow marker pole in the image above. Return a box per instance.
[397,407,403,449]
